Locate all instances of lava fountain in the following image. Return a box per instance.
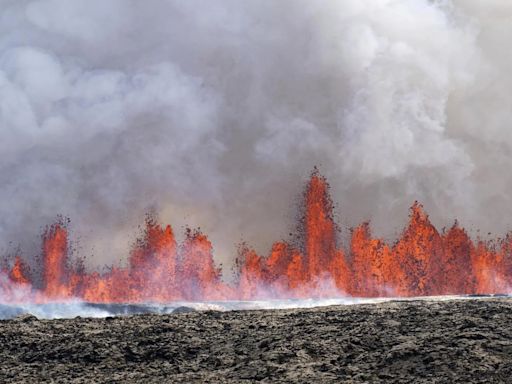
[1,169,511,305]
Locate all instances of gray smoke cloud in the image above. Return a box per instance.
[1,0,511,269]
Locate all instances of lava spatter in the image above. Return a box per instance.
[1,170,511,303]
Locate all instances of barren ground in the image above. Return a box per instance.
[1,298,512,383]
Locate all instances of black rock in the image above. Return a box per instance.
[1,298,512,383]
[172,306,196,314]
[15,314,38,322]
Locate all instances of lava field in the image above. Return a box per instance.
[1,298,512,383]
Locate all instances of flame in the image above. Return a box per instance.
[42,224,70,298]
[9,256,31,285]
[1,170,511,303]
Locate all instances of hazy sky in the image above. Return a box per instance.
[1,0,512,268]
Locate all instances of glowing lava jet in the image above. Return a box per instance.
[1,170,511,304]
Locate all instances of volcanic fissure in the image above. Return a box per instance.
[2,170,510,303]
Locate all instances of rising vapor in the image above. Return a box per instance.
[1,0,511,269]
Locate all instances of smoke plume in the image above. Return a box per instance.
[1,0,511,268]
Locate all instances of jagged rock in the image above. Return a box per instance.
[0,298,511,383]
[14,314,38,323]
[172,306,196,314]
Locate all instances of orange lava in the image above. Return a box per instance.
[42,224,70,299]
[1,170,511,303]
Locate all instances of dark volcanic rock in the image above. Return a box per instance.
[14,314,38,323]
[172,306,197,314]
[1,298,512,383]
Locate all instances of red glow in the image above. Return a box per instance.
[42,224,70,299]
[1,170,511,303]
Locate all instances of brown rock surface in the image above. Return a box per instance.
[1,298,512,383]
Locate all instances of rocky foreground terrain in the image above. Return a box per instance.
[1,298,512,383]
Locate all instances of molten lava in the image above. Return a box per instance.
[1,170,511,303]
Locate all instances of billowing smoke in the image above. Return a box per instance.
[1,0,511,268]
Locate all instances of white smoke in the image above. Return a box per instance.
[0,298,390,320]
[0,0,511,269]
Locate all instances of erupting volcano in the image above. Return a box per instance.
[1,170,511,304]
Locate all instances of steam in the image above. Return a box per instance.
[1,1,511,268]
[0,297,392,320]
